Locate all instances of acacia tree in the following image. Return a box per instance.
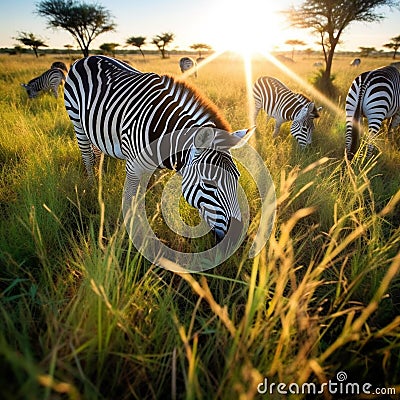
[384,35,400,59]
[152,32,175,59]
[359,46,377,57]
[285,0,400,95]
[36,0,116,57]
[190,43,212,58]
[99,42,119,56]
[285,39,306,60]
[15,32,48,57]
[126,36,146,59]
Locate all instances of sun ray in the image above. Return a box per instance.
[243,54,256,128]
[180,49,226,80]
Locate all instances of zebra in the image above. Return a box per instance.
[179,57,197,77]
[21,68,65,98]
[64,55,254,242]
[345,65,400,158]
[51,61,68,72]
[350,58,361,67]
[253,76,321,147]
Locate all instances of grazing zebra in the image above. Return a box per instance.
[253,76,321,147]
[21,68,65,98]
[179,57,197,77]
[350,58,361,67]
[64,55,254,241]
[345,65,400,158]
[51,61,68,72]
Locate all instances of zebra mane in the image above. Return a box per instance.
[294,91,312,103]
[162,75,232,132]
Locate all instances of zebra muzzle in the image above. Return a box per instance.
[213,217,244,250]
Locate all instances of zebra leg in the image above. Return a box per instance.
[92,145,102,165]
[273,120,282,138]
[122,161,140,216]
[52,86,58,98]
[389,111,400,143]
[73,123,97,179]
[366,126,381,158]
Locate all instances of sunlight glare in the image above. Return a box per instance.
[210,0,283,56]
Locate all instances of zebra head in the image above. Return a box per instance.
[181,127,254,243]
[21,83,38,98]
[291,102,321,148]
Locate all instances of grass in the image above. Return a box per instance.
[1,53,400,399]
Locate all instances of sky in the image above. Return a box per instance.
[1,0,400,53]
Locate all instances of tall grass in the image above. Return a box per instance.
[1,54,400,399]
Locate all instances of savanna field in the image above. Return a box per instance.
[1,53,400,399]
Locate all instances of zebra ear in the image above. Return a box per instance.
[188,127,216,164]
[194,127,216,149]
[231,126,256,148]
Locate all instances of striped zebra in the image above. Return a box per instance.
[21,68,65,99]
[253,76,321,147]
[64,55,254,241]
[179,57,197,77]
[345,65,400,158]
[350,58,361,67]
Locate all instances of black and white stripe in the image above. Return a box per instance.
[21,68,65,98]
[345,65,400,158]
[64,55,253,240]
[179,57,197,77]
[253,76,321,147]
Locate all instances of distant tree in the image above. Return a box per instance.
[284,0,400,95]
[285,39,306,60]
[190,43,212,58]
[64,43,73,58]
[152,32,175,59]
[36,0,116,57]
[13,45,23,55]
[100,42,119,56]
[14,32,48,58]
[126,36,146,59]
[359,46,377,57]
[304,47,314,58]
[384,35,400,59]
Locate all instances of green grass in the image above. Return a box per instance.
[1,53,400,399]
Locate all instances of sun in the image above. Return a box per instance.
[208,0,284,56]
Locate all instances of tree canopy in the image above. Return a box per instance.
[285,0,400,95]
[285,39,306,60]
[14,32,48,58]
[99,42,119,56]
[152,32,175,59]
[384,35,400,59]
[126,36,147,59]
[36,0,116,57]
[190,43,212,58]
